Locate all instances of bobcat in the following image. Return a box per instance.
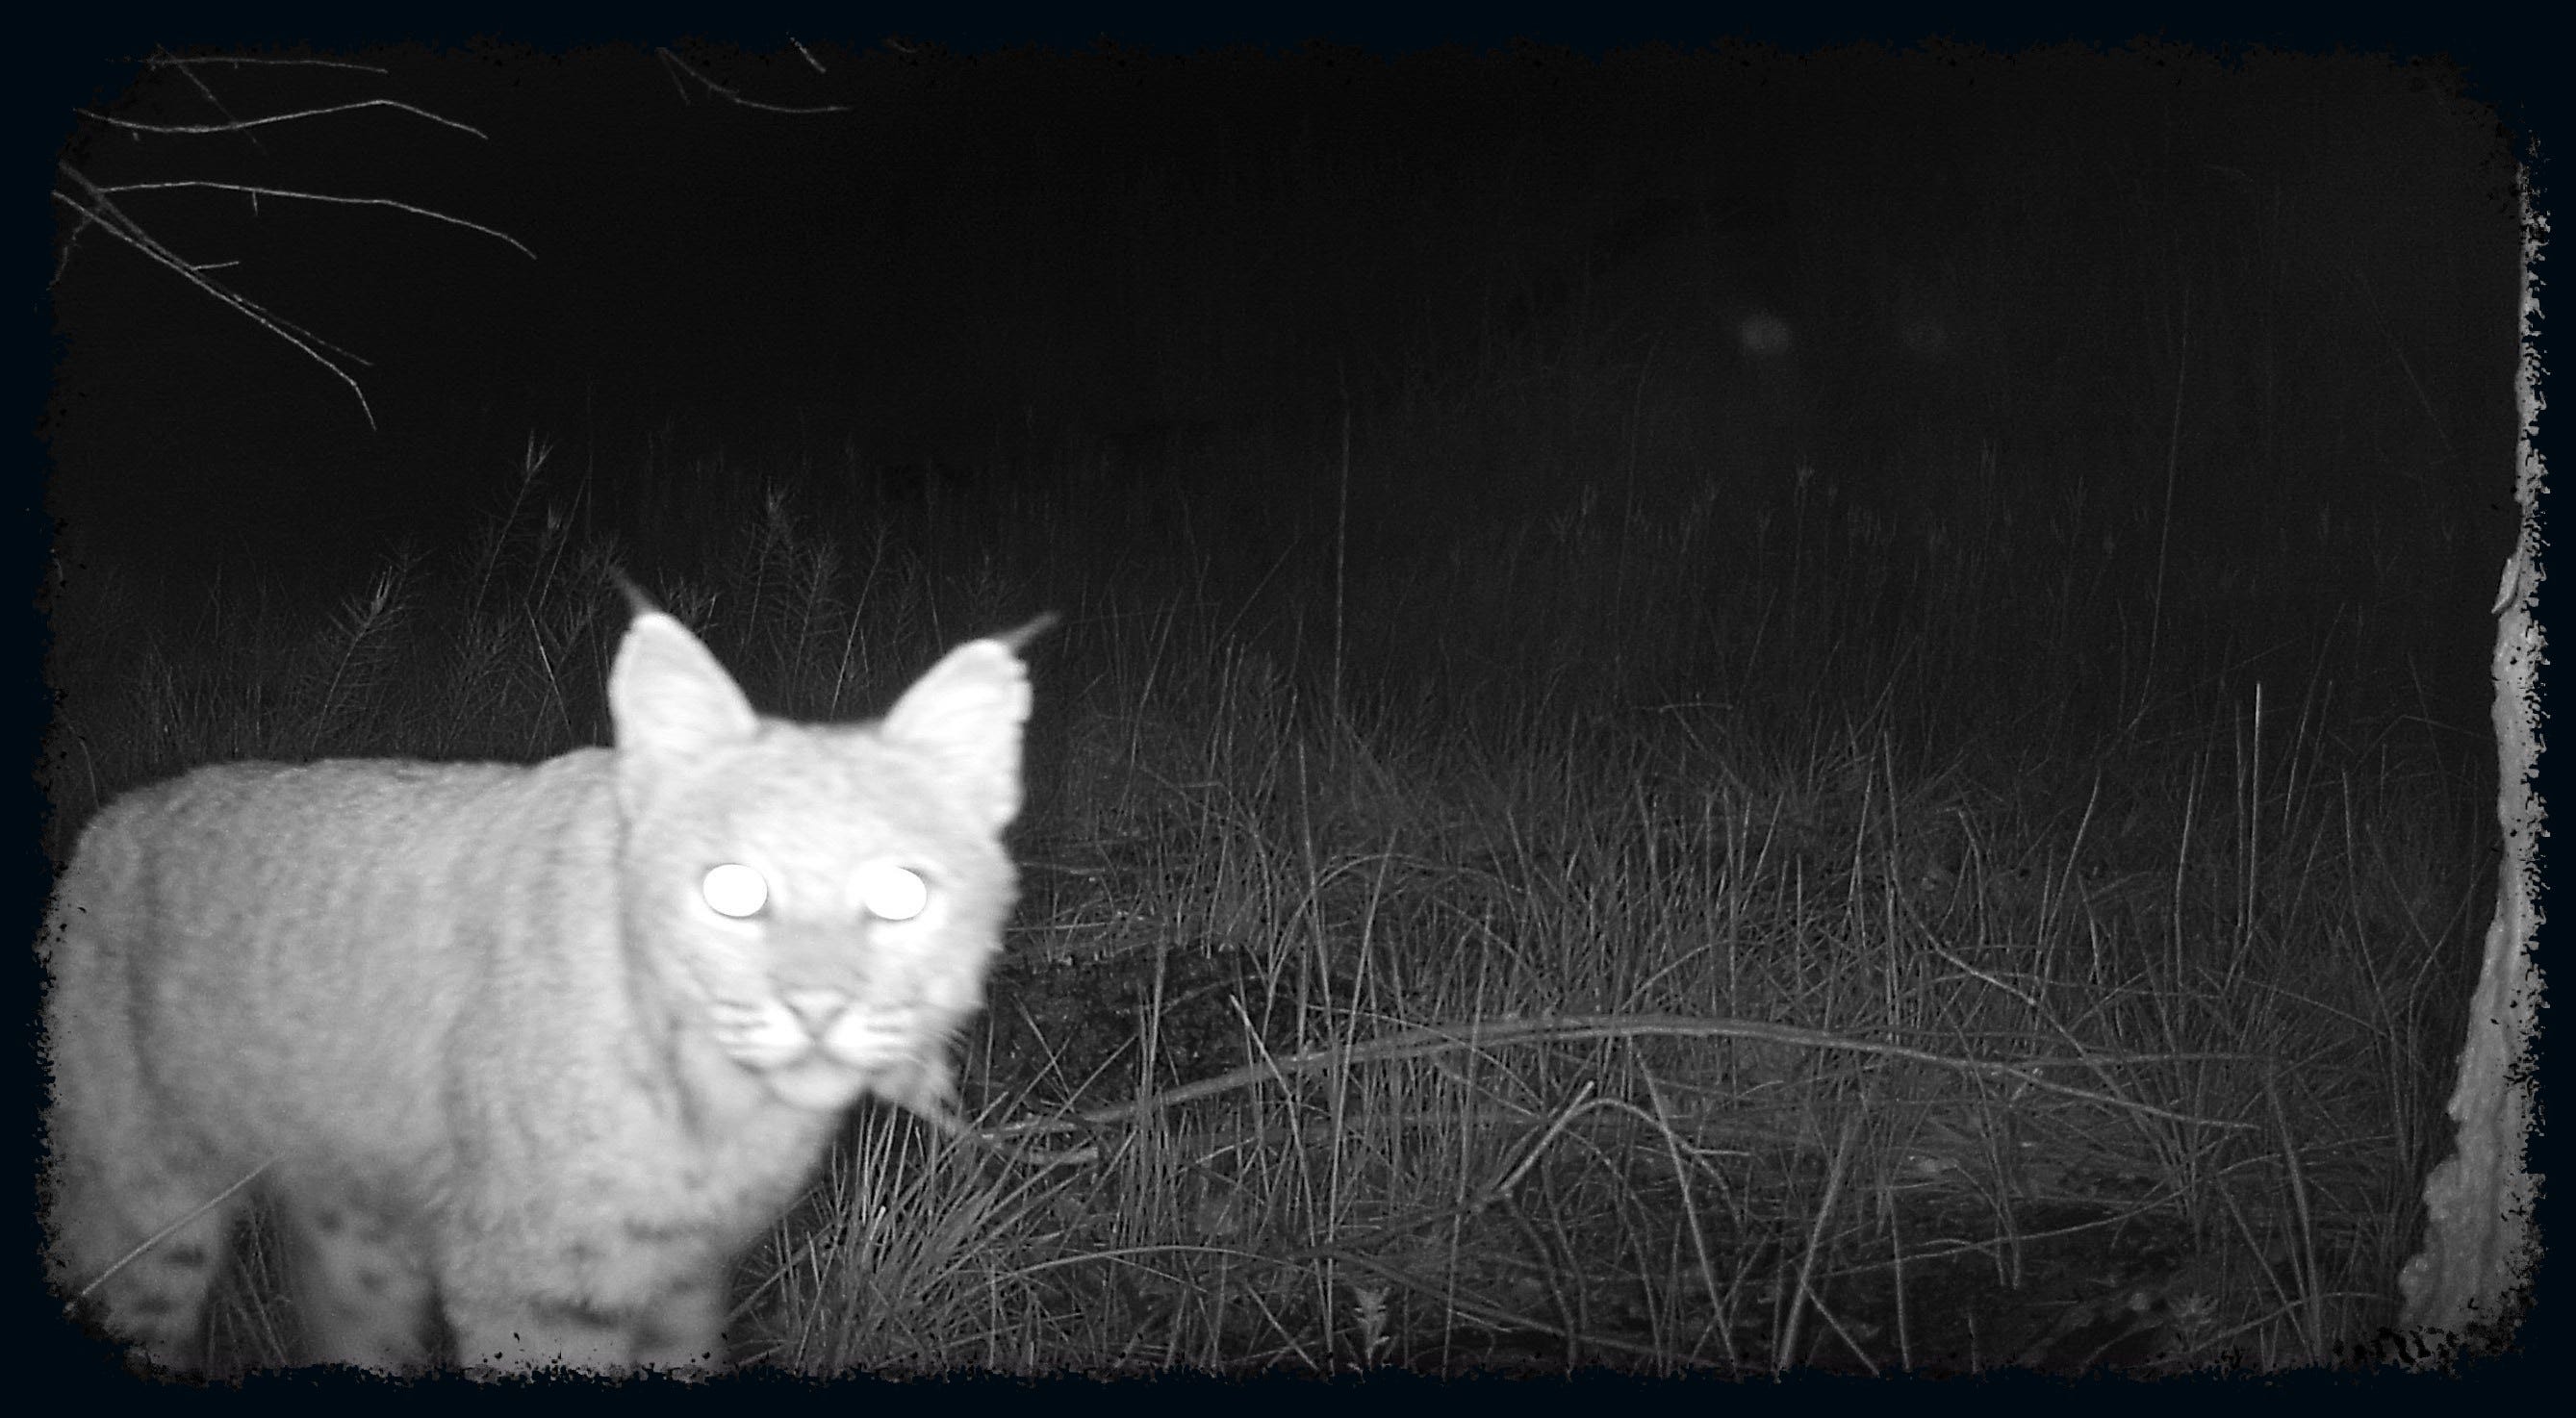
[39,602,1045,1375]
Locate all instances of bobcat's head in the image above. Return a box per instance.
[604,609,1045,1121]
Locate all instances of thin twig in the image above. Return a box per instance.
[969,1010,2264,1165]
[654,46,851,115]
[77,97,489,139]
[85,179,537,260]
[53,166,380,428]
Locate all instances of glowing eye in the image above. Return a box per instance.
[701,863,770,919]
[855,863,928,922]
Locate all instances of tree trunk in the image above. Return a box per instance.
[2394,215,2540,1357]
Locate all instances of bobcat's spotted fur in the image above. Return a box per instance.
[39,607,1040,1374]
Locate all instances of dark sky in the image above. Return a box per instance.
[33,25,2542,681]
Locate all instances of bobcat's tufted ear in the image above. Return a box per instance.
[608,613,761,759]
[880,623,1046,834]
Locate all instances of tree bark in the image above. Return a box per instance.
[2394,208,2540,1358]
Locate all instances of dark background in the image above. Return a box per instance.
[21,20,2539,830]
[45,39,2523,670]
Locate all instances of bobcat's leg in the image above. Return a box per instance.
[44,1111,246,1375]
[631,1273,729,1373]
[278,1198,438,1371]
[444,1272,728,1376]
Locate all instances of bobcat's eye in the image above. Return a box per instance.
[701,863,770,919]
[854,862,928,922]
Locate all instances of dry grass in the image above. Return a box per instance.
[39,410,2489,1376]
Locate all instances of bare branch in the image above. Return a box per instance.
[58,60,542,427]
[88,179,537,261]
[145,53,391,75]
[57,163,379,428]
[653,46,850,115]
[77,97,490,140]
[55,166,368,366]
[657,48,696,105]
[789,37,828,75]
[154,44,267,153]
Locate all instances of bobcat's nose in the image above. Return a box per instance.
[780,989,850,1034]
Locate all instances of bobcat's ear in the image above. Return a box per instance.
[608,613,760,757]
[880,634,1038,834]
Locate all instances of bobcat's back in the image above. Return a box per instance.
[40,610,1040,1375]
